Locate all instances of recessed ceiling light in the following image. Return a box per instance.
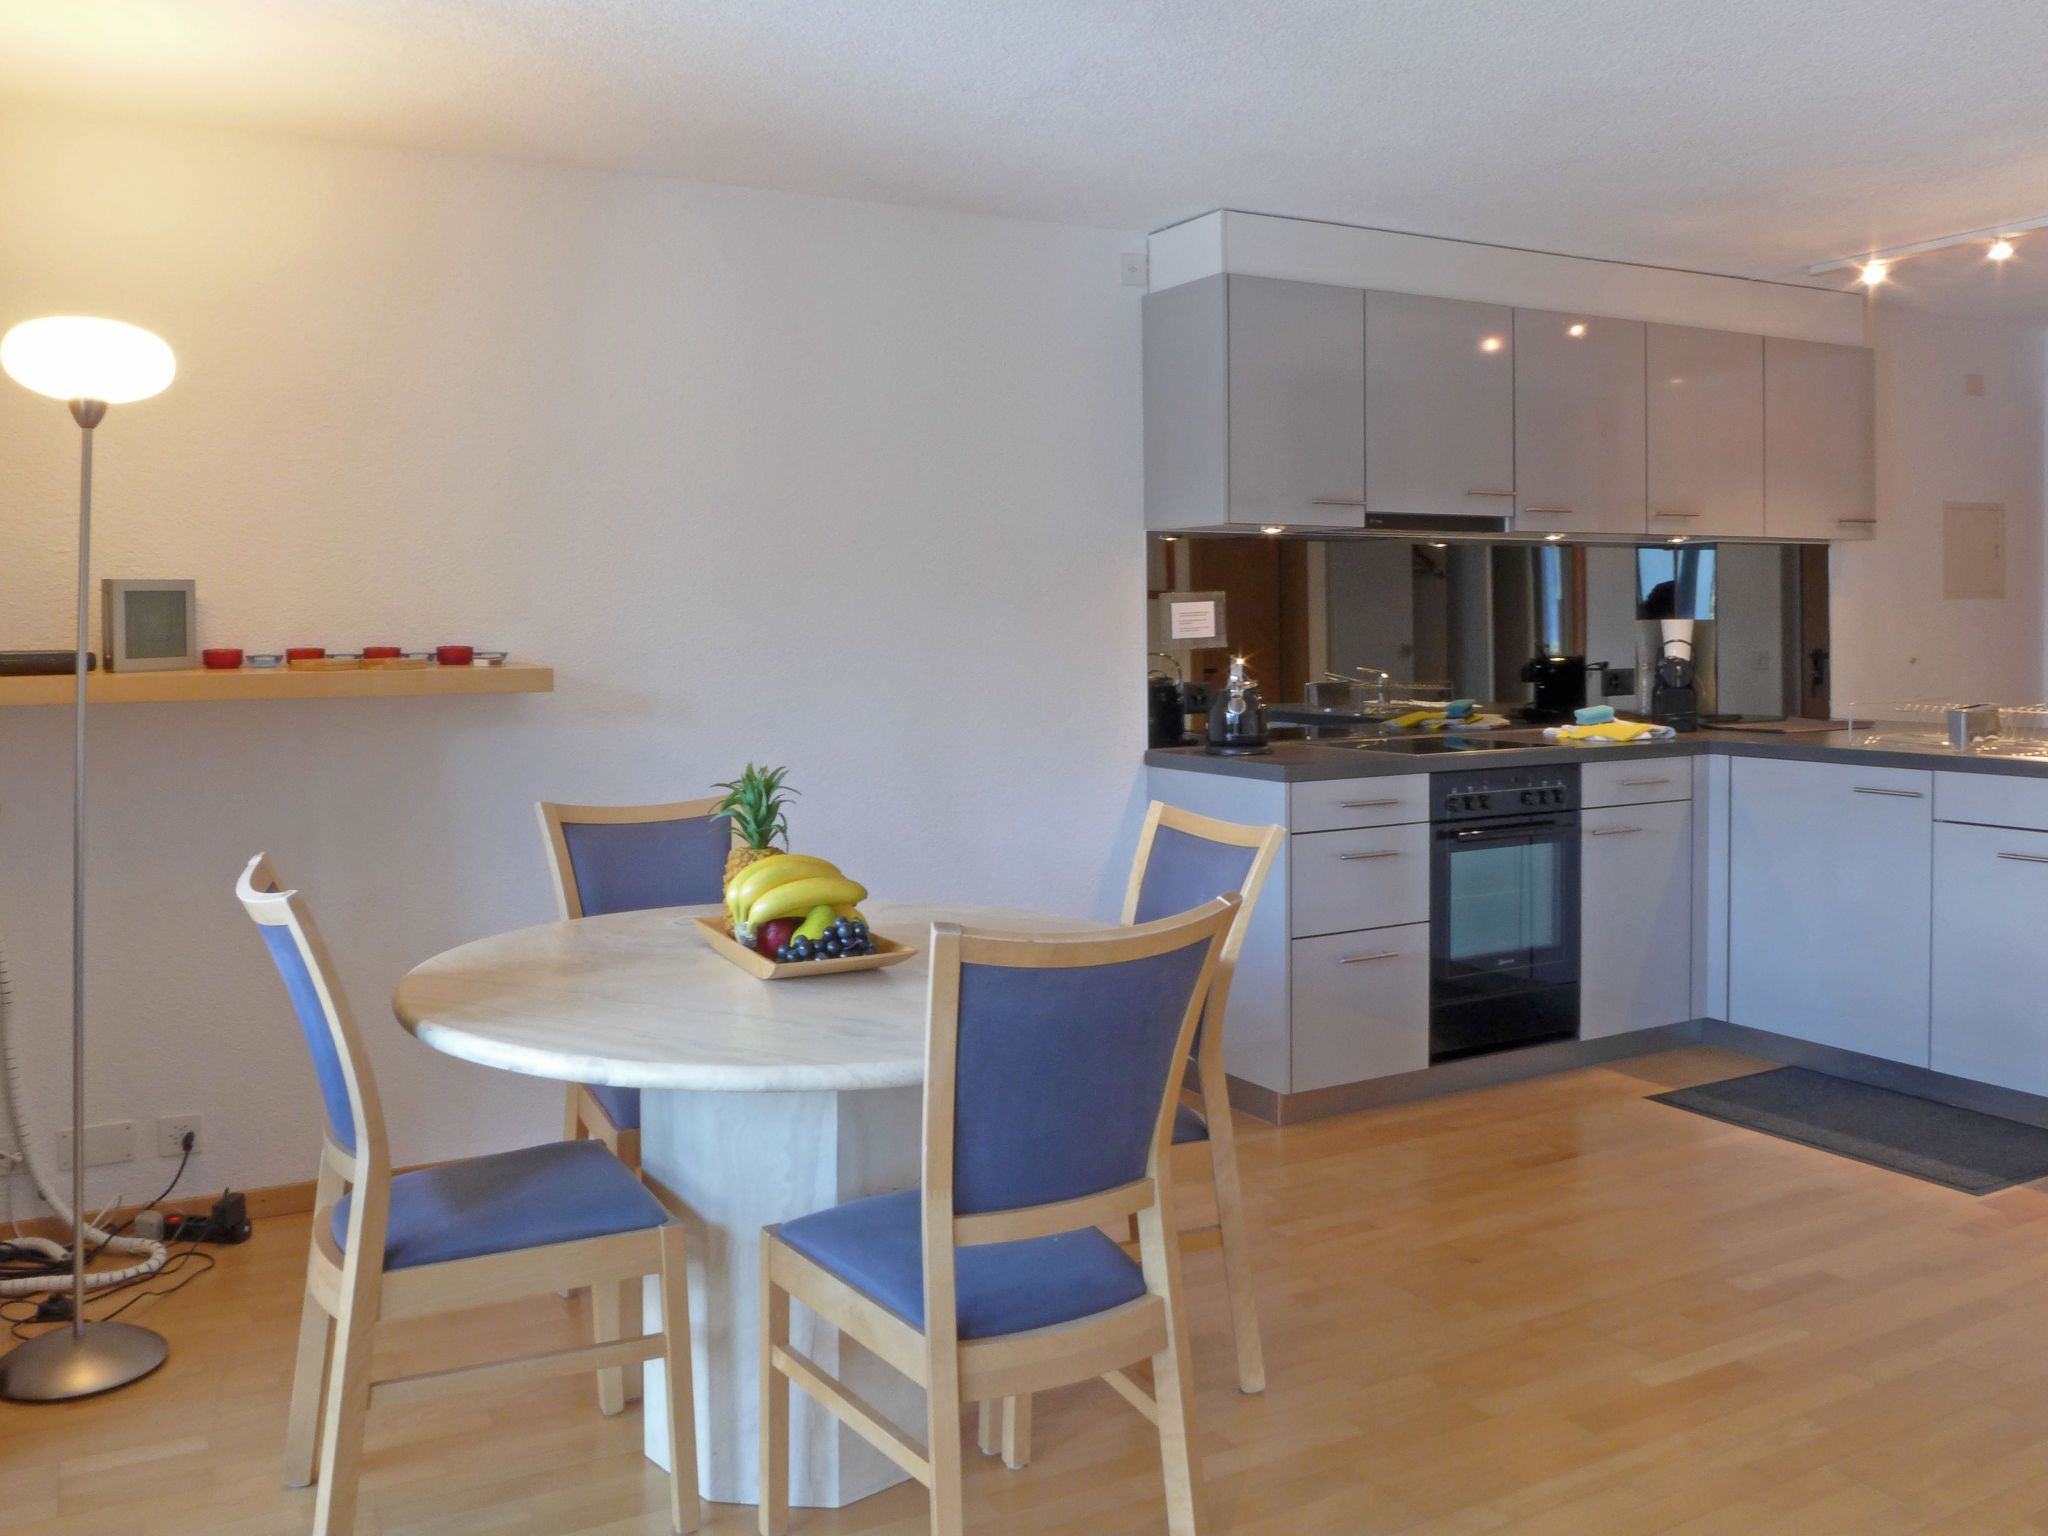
[1479,336,1504,353]
[1567,323,1587,337]
[1990,238,2016,261]
[1860,260,1889,285]
[1260,525,1284,535]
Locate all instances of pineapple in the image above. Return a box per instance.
[713,763,797,886]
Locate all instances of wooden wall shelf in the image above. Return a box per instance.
[0,660,553,707]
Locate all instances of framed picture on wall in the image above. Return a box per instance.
[101,579,198,672]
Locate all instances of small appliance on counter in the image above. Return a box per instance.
[1148,652,1190,749]
[1648,620,1700,733]
[1204,655,1271,756]
[1520,654,1601,724]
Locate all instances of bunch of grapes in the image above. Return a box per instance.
[777,915,875,963]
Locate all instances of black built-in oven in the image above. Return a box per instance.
[1429,763,1581,1062]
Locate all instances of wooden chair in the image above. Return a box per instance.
[536,796,731,1172]
[759,896,1239,1536]
[237,854,700,1536]
[983,802,1281,1468]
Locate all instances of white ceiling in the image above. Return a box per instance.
[6,0,2048,320]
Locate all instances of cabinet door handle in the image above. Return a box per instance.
[1590,826,1643,836]
[1853,786,1924,798]
[1998,852,2048,864]
[1339,798,1402,809]
[1310,498,1369,508]
[1521,507,1575,515]
[1339,850,1401,860]
[1652,511,1701,520]
[1339,951,1401,965]
[1465,489,1516,498]
[1620,777,1672,786]
[1836,517,1878,526]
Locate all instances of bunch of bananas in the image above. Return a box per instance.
[726,853,868,943]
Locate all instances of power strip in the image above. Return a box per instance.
[163,1190,251,1245]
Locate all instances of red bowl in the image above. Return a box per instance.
[435,645,474,667]
[201,648,243,670]
[361,646,401,659]
[286,647,325,662]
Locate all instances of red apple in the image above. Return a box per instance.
[757,918,800,958]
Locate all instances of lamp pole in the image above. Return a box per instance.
[67,397,105,1345]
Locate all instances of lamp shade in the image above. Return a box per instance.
[2,317,174,405]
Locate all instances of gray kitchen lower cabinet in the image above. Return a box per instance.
[1290,924,1431,1091]
[1580,800,1692,1039]
[1727,757,1932,1066]
[1932,821,2048,1095]
[1288,823,1430,937]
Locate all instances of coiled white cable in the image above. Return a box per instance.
[0,945,166,1295]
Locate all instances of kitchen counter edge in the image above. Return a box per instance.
[1144,731,2048,783]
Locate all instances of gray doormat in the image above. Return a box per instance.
[1650,1066,2048,1194]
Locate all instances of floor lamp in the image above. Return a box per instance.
[0,316,176,1401]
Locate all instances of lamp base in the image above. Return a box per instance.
[0,1320,167,1401]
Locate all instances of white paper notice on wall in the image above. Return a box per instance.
[1169,600,1218,641]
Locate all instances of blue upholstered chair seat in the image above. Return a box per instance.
[585,1083,642,1131]
[1172,1102,1209,1145]
[777,1189,1148,1340]
[333,1139,669,1270]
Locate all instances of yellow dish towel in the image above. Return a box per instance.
[1544,720,1676,744]
[1384,710,1512,731]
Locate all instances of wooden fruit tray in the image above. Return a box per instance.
[693,916,917,980]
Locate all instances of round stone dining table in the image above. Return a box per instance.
[391,899,1098,1511]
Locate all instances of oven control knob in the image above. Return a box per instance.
[1519,790,1535,806]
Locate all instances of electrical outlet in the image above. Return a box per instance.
[55,1120,135,1171]
[156,1115,201,1159]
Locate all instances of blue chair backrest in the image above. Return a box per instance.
[1133,823,1259,925]
[949,934,1213,1216]
[563,814,730,916]
[257,921,359,1154]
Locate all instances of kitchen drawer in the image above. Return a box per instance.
[1289,822,1431,937]
[1289,773,1429,833]
[1290,923,1431,1091]
[1935,770,2048,833]
[1582,758,1692,808]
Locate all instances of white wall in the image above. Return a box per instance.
[1831,306,2048,711]
[0,109,1146,1210]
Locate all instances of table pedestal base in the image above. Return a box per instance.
[639,1084,926,1509]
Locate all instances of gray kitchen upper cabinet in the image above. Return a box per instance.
[1580,799,1692,1039]
[1764,336,1876,541]
[1513,310,1647,536]
[1365,291,1516,519]
[1727,756,1932,1066]
[1144,274,1366,531]
[1931,820,2048,1096]
[1646,324,1764,539]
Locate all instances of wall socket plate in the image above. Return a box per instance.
[156,1116,202,1159]
[56,1121,135,1171]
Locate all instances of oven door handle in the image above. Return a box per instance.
[1444,817,1574,841]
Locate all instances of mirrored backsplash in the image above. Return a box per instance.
[1148,534,1831,724]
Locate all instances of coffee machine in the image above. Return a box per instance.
[1205,656,1271,756]
[1647,620,1700,732]
[1521,655,1592,724]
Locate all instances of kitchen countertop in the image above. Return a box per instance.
[1145,727,2048,782]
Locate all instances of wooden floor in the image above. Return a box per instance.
[16,1047,2048,1534]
